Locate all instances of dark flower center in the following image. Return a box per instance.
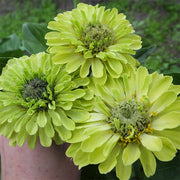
[81,24,114,54]
[22,77,48,101]
[106,99,151,142]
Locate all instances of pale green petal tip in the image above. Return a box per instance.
[116,150,132,180]
[140,145,156,177]
[153,137,177,162]
[122,143,141,166]
[141,134,163,152]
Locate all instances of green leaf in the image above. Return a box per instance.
[134,38,156,63]
[0,57,9,75]
[0,34,23,53]
[73,0,80,8]
[0,34,24,74]
[22,22,49,54]
[165,73,180,85]
[135,45,156,63]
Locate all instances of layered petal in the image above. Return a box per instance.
[45,3,141,81]
[140,145,156,177]
[65,66,180,180]
[0,52,94,148]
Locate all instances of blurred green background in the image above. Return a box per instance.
[0,0,179,74]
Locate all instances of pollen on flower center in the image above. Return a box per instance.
[106,99,152,144]
[81,24,114,54]
[22,77,48,101]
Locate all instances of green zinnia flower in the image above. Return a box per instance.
[0,52,94,149]
[45,3,141,83]
[66,66,180,180]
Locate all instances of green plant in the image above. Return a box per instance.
[0,0,56,39]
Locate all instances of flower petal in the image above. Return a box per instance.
[140,145,156,177]
[66,109,90,122]
[135,66,150,98]
[92,59,104,78]
[65,55,83,73]
[67,128,88,143]
[52,51,77,64]
[49,45,74,54]
[153,137,176,161]
[27,134,38,150]
[148,75,172,103]
[16,130,29,148]
[80,59,92,78]
[107,58,123,75]
[149,91,177,114]
[37,110,47,128]
[122,143,141,166]
[73,77,90,88]
[39,128,52,147]
[14,115,30,133]
[99,144,120,174]
[105,77,125,100]
[26,114,38,135]
[154,127,180,149]
[56,101,73,110]
[105,62,120,78]
[141,134,162,151]
[96,84,115,104]
[54,126,72,141]
[81,131,112,152]
[95,96,111,117]
[83,124,110,136]
[123,73,135,98]
[92,69,107,85]
[116,148,132,180]
[168,84,180,94]
[57,109,75,130]
[73,149,90,169]
[151,112,180,130]
[88,143,107,164]
[158,99,180,116]
[66,143,80,158]
[48,110,62,126]
[44,113,55,138]
[96,5,105,22]
[103,134,120,157]
[87,113,106,122]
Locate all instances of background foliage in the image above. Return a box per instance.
[0,0,180,180]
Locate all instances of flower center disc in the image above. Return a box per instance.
[81,24,113,54]
[22,77,48,101]
[107,99,151,143]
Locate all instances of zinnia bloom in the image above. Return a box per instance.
[0,52,93,149]
[45,3,141,82]
[66,66,180,180]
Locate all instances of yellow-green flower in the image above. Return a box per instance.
[66,66,180,180]
[45,3,141,82]
[0,52,94,149]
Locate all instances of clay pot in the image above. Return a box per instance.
[0,136,80,180]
